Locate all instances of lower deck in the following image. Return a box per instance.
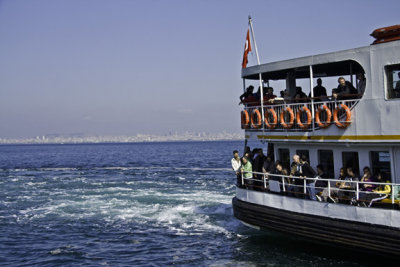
[260,142,400,184]
[233,187,400,256]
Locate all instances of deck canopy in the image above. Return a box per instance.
[241,47,368,80]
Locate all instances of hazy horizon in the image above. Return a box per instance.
[1,0,399,138]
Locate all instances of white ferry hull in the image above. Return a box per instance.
[233,187,400,256]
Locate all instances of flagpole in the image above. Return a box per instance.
[248,16,265,138]
[248,16,261,65]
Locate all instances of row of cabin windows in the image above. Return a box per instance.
[278,149,391,179]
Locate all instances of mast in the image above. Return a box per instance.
[248,16,265,137]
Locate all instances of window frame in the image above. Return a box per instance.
[369,151,392,180]
[342,151,360,176]
[318,149,334,178]
[384,63,400,100]
[278,148,291,171]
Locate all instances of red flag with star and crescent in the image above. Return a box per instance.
[242,29,252,68]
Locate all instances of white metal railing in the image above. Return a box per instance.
[239,170,400,207]
[243,98,360,131]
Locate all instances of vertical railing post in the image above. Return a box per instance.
[303,178,307,194]
[309,65,315,132]
[327,180,331,198]
[392,184,395,204]
[241,173,244,186]
[282,176,286,192]
[356,181,359,200]
[263,174,267,189]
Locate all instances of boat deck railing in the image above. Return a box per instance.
[239,171,400,208]
[242,97,360,131]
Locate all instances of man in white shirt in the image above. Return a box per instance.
[231,150,241,174]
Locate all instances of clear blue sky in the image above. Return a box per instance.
[0,0,399,138]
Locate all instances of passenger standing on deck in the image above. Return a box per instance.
[231,150,241,186]
[262,154,274,174]
[299,155,317,200]
[315,164,329,197]
[241,157,253,178]
[253,149,265,179]
[239,86,254,105]
[356,73,366,95]
[270,161,283,181]
[292,155,304,197]
[240,157,253,188]
[309,78,327,100]
[243,146,252,162]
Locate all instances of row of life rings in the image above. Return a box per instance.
[241,104,351,130]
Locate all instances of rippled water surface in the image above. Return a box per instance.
[0,141,391,266]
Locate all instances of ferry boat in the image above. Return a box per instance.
[233,23,400,256]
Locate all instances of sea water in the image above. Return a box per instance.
[0,141,389,266]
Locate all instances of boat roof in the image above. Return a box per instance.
[241,45,371,80]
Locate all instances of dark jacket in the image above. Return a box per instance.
[299,162,316,184]
[253,154,265,174]
[335,81,357,99]
[269,168,283,181]
[309,85,327,98]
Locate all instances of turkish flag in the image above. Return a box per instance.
[242,29,252,68]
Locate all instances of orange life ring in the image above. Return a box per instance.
[264,108,278,129]
[296,106,312,129]
[241,110,250,129]
[251,109,262,129]
[280,107,294,129]
[315,105,332,128]
[333,104,351,128]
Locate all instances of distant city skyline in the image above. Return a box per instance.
[0,131,243,144]
[1,0,399,138]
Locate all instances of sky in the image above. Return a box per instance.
[0,0,399,138]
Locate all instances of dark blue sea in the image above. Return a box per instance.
[0,141,387,266]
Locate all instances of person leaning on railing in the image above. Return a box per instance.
[291,154,317,200]
[240,156,253,180]
[239,85,254,105]
[332,77,358,100]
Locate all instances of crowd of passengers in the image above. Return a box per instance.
[239,74,366,105]
[231,147,397,207]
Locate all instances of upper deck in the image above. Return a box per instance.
[240,40,400,144]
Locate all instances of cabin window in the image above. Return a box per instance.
[385,64,400,99]
[342,152,360,175]
[318,150,334,178]
[370,151,392,180]
[278,148,290,171]
[296,150,309,161]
